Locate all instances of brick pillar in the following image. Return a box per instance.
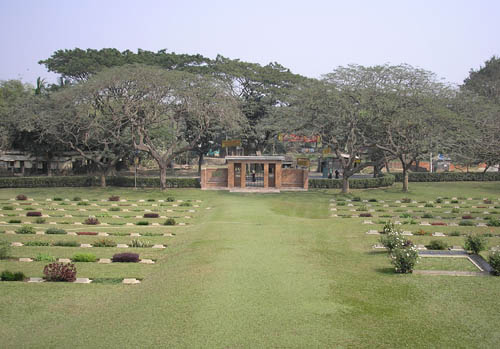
[263,163,269,188]
[201,168,206,189]
[240,162,246,188]
[303,169,309,190]
[228,162,234,189]
[275,162,282,189]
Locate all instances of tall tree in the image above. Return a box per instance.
[209,55,307,154]
[353,64,453,192]
[287,77,376,193]
[39,75,133,186]
[39,48,211,83]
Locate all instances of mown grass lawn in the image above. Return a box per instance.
[0,182,499,348]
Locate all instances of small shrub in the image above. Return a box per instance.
[459,220,475,226]
[1,270,25,281]
[336,202,346,206]
[143,213,159,218]
[180,202,191,207]
[450,199,459,204]
[413,229,428,236]
[26,211,42,217]
[464,234,487,254]
[449,231,461,237]
[451,208,460,214]
[462,215,474,220]
[34,253,56,262]
[381,221,396,234]
[487,218,500,227]
[352,196,361,202]
[76,231,98,236]
[369,198,378,202]
[424,203,434,208]
[108,195,120,202]
[24,241,50,246]
[164,218,176,226]
[488,250,500,276]
[84,217,100,225]
[43,262,77,282]
[403,219,418,225]
[112,253,140,263]
[136,221,150,226]
[390,244,419,273]
[53,240,79,247]
[45,228,66,235]
[2,206,14,210]
[422,213,433,219]
[8,219,22,224]
[53,197,63,201]
[427,239,449,250]
[72,253,97,262]
[129,239,153,248]
[109,207,120,211]
[141,232,163,237]
[435,198,443,203]
[401,198,412,203]
[0,240,11,259]
[400,213,412,219]
[483,199,492,205]
[72,196,82,201]
[147,198,155,202]
[92,238,117,247]
[356,206,368,212]
[379,230,410,251]
[77,201,89,206]
[109,231,129,236]
[16,225,35,234]
[359,213,372,217]
[16,194,27,201]
[34,217,46,224]
[166,197,175,202]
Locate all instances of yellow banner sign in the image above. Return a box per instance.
[297,158,310,167]
[222,139,241,148]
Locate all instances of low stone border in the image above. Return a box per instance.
[17,257,155,264]
[10,242,166,249]
[413,270,490,276]
[27,277,142,284]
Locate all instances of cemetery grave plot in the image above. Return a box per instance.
[0,194,206,283]
[346,197,500,276]
[329,196,500,237]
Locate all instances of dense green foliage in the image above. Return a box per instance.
[309,174,394,189]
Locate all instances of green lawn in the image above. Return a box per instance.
[416,257,480,272]
[0,182,499,348]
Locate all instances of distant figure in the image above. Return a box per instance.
[252,170,256,182]
[335,170,340,179]
[328,171,332,179]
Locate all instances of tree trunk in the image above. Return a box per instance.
[342,177,350,194]
[198,152,204,176]
[159,165,167,190]
[100,173,106,188]
[402,167,409,192]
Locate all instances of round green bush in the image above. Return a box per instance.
[16,225,36,234]
[464,234,487,254]
[488,250,500,276]
[163,218,176,226]
[427,239,448,250]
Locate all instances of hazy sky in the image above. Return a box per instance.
[1,0,499,86]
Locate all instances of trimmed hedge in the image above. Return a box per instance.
[0,176,200,188]
[393,172,500,182]
[309,174,395,189]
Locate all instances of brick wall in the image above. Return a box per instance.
[201,168,228,189]
[281,169,308,189]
